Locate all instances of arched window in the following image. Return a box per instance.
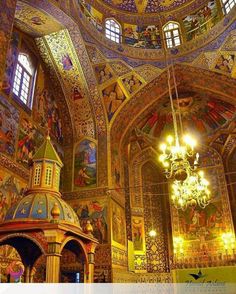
[222,0,236,14]
[45,165,53,186]
[13,53,35,108]
[34,164,41,186]
[163,22,181,48]
[105,19,121,43]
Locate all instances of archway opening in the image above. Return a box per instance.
[0,236,44,283]
[60,239,87,283]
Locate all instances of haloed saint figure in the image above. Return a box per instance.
[74,140,97,188]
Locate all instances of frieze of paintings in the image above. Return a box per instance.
[183,0,219,41]
[0,95,19,157]
[124,24,162,49]
[74,139,97,188]
[73,199,108,243]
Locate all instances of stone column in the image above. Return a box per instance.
[46,243,61,283]
[0,0,17,86]
[87,252,95,283]
[24,266,31,283]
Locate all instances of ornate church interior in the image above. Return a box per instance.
[0,0,236,285]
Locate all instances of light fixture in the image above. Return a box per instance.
[159,134,199,181]
[171,170,211,210]
[148,193,157,238]
[149,229,157,237]
[158,43,211,210]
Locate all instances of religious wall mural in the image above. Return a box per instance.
[73,199,108,243]
[2,31,19,95]
[34,66,63,143]
[74,139,97,188]
[0,95,19,157]
[14,1,63,36]
[214,53,235,74]
[94,64,113,84]
[112,201,126,247]
[0,168,27,221]
[78,1,103,32]
[177,170,224,241]
[17,117,44,167]
[132,216,145,252]
[138,94,236,138]
[183,0,219,41]
[102,82,126,122]
[124,24,161,49]
[122,74,143,95]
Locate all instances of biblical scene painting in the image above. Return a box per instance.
[124,24,161,49]
[74,139,97,188]
[2,31,19,95]
[78,1,103,32]
[132,217,145,252]
[73,199,108,243]
[17,117,44,167]
[34,66,63,143]
[214,53,235,74]
[183,0,219,41]
[102,82,126,121]
[112,201,126,246]
[0,95,19,157]
[138,94,236,139]
[122,74,143,95]
[178,168,224,241]
[94,64,113,85]
[0,168,27,221]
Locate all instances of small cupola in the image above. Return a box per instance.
[29,134,63,194]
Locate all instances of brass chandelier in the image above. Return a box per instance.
[158,60,211,210]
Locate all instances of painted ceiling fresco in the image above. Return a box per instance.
[97,0,201,13]
[37,30,95,139]
[137,93,236,139]
[14,1,63,37]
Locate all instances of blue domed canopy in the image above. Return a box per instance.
[4,193,80,226]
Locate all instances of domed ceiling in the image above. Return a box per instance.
[94,0,204,13]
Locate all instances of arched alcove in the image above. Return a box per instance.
[141,161,171,273]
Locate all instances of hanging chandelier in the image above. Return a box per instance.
[171,170,211,210]
[158,50,211,210]
[159,134,199,181]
